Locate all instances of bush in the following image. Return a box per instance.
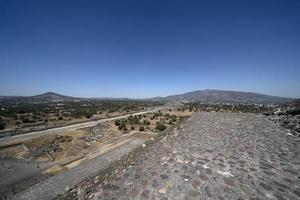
[131,126,135,130]
[171,115,177,122]
[143,120,150,125]
[118,123,126,130]
[128,115,140,125]
[164,113,171,118]
[0,121,6,130]
[22,118,30,123]
[115,119,121,126]
[139,126,145,131]
[84,112,93,118]
[155,123,167,131]
[58,116,63,120]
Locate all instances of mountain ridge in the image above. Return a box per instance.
[155,89,294,104]
[0,90,296,104]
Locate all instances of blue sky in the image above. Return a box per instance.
[0,0,299,98]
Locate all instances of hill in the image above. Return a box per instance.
[154,89,294,104]
[0,90,295,104]
[28,92,81,102]
[0,92,82,104]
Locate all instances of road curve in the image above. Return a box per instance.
[0,109,157,147]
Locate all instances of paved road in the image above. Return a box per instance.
[9,138,146,200]
[83,112,300,200]
[0,109,157,147]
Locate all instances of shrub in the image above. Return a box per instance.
[131,126,135,130]
[171,115,177,122]
[139,126,145,131]
[84,112,93,118]
[22,118,30,123]
[155,123,167,131]
[143,120,150,125]
[164,113,171,118]
[0,121,6,130]
[118,123,126,130]
[115,119,121,126]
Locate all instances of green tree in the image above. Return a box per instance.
[155,123,167,131]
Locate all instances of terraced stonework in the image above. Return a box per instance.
[80,112,300,200]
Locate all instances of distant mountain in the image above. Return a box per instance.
[152,89,294,104]
[29,92,81,102]
[0,92,135,104]
[0,92,82,104]
[0,90,295,104]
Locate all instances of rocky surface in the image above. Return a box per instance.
[266,100,300,137]
[76,112,300,200]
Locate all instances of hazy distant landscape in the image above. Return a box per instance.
[1,0,300,200]
[0,89,295,104]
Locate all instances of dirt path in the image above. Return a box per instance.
[0,109,156,147]
[9,137,146,200]
[82,112,300,200]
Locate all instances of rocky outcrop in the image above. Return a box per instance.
[265,99,300,137]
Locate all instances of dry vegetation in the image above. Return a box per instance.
[0,108,192,177]
[0,100,162,136]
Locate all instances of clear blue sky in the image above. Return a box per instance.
[0,0,299,98]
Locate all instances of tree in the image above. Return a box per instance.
[139,126,145,131]
[22,118,30,123]
[114,119,121,126]
[171,115,177,122]
[143,120,150,125]
[118,123,126,130]
[155,123,167,131]
[84,112,93,118]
